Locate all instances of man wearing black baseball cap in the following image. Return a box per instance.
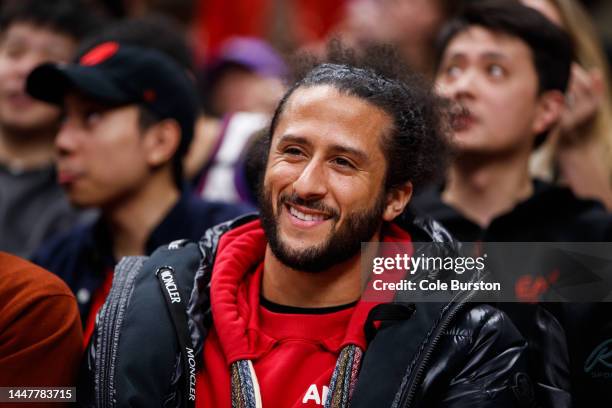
[27,40,250,343]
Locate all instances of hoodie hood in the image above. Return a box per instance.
[209,220,412,365]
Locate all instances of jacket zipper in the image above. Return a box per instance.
[95,256,146,407]
[398,288,478,408]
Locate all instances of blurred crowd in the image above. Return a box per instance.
[1,0,612,406]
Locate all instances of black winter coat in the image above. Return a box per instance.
[400,180,612,407]
[80,215,534,407]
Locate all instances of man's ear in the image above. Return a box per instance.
[142,119,181,167]
[383,181,413,222]
[532,89,565,135]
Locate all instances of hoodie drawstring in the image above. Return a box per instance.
[230,344,364,408]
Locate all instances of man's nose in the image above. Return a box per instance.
[451,70,478,101]
[292,159,328,200]
[55,118,79,156]
[439,70,477,102]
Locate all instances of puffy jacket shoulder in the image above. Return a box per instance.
[352,302,530,408]
[80,214,257,408]
[419,304,529,407]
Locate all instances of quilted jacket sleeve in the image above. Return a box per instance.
[424,305,533,407]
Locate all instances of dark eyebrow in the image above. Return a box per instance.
[278,134,369,163]
[442,52,466,63]
[278,134,312,147]
[328,144,369,163]
[444,51,509,63]
[480,51,509,61]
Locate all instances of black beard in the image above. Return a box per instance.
[259,187,386,273]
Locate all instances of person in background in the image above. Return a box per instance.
[199,36,287,117]
[521,0,612,210]
[0,252,82,394]
[27,39,250,344]
[187,112,271,205]
[399,1,612,405]
[186,37,288,205]
[336,0,462,77]
[0,0,101,258]
[406,0,610,242]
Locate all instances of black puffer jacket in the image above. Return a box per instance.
[80,215,534,407]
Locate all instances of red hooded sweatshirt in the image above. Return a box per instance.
[196,220,411,407]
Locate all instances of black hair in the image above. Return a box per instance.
[137,105,161,131]
[436,0,573,94]
[77,14,196,188]
[268,41,451,191]
[76,13,193,72]
[0,0,103,40]
[439,0,464,17]
[146,0,197,27]
[242,127,271,207]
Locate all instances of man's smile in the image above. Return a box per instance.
[284,202,334,228]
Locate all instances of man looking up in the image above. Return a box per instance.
[0,0,100,258]
[399,1,612,405]
[404,0,611,242]
[27,41,250,342]
[83,45,534,407]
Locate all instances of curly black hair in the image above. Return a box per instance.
[267,41,451,191]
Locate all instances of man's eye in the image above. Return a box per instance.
[332,157,355,168]
[84,111,102,127]
[487,64,505,78]
[284,147,304,156]
[4,44,25,59]
[445,65,462,78]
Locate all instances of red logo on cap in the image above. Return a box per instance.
[80,42,119,66]
[143,89,156,102]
